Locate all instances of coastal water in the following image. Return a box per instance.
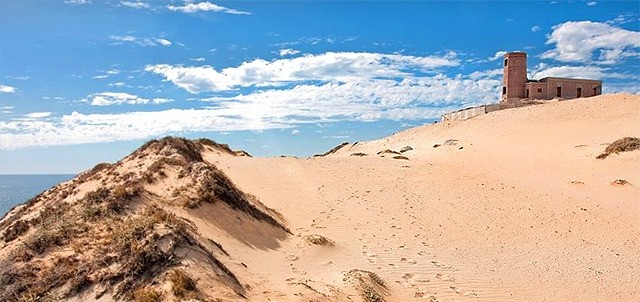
[0,174,75,218]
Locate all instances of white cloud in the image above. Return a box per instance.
[279,48,300,56]
[25,112,52,119]
[190,57,206,62]
[145,51,460,93]
[531,25,541,33]
[541,21,640,64]
[82,92,173,106]
[120,1,150,9]
[0,85,16,93]
[529,63,636,80]
[488,51,507,61]
[1,67,505,150]
[291,129,300,135]
[109,35,172,47]
[156,38,172,46]
[65,0,89,4]
[167,1,250,15]
[586,1,597,6]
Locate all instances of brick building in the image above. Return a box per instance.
[501,52,602,103]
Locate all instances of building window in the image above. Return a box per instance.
[504,59,508,67]
[537,88,542,93]
[577,87,582,98]
[502,87,506,95]
[556,86,562,97]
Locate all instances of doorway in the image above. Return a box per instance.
[556,86,562,97]
[577,87,582,98]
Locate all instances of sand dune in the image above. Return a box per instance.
[1,94,639,301]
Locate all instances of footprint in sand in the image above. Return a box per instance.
[435,273,455,282]
[450,286,479,297]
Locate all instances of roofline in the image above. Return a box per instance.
[537,76,602,83]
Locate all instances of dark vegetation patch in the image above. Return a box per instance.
[350,152,368,157]
[167,269,197,298]
[303,234,335,247]
[315,142,349,157]
[610,179,631,186]
[392,155,410,160]
[377,149,400,155]
[400,146,413,153]
[596,137,640,159]
[347,269,388,302]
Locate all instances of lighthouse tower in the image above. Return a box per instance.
[501,52,528,103]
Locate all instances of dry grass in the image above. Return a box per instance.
[2,219,30,242]
[348,269,387,302]
[350,152,368,157]
[610,179,631,186]
[377,149,400,155]
[597,137,640,159]
[315,142,349,157]
[167,269,197,297]
[400,146,413,153]
[303,234,335,247]
[392,155,409,160]
[133,287,163,302]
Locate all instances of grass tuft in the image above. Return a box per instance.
[597,137,640,159]
[167,269,197,297]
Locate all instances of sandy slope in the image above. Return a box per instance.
[209,94,639,301]
[1,94,638,301]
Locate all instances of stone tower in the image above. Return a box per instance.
[502,52,528,102]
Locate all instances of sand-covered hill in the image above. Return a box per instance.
[1,94,639,301]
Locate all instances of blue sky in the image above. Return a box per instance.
[0,0,639,174]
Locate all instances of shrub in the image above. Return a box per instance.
[133,287,163,302]
[304,234,335,247]
[392,155,409,160]
[167,269,196,297]
[350,152,368,157]
[2,219,30,242]
[597,137,640,159]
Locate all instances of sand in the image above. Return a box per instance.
[209,94,640,301]
[1,93,638,301]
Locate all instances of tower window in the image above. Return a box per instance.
[504,59,508,67]
[537,88,542,93]
[503,87,507,95]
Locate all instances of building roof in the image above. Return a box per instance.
[538,77,602,83]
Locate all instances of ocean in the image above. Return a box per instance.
[0,174,75,218]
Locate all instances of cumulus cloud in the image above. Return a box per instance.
[1,67,504,150]
[586,1,597,6]
[541,21,640,64]
[145,51,460,93]
[119,1,150,9]
[109,35,173,47]
[167,1,250,15]
[531,25,541,33]
[488,51,507,61]
[279,48,301,56]
[25,112,52,119]
[64,0,89,4]
[291,129,300,135]
[0,85,16,93]
[82,92,173,106]
[529,63,636,80]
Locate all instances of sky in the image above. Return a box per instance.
[0,0,639,174]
